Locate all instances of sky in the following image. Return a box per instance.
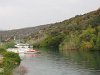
[0,0,100,30]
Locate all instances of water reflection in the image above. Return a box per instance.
[19,53,39,59]
[60,50,100,70]
[13,53,40,75]
[14,65,28,75]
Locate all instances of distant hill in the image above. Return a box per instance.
[0,24,51,40]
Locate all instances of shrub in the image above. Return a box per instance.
[4,41,16,49]
[40,34,64,48]
[4,52,21,65]
[0,47,6,54]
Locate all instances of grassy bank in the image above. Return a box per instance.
[0,42,21,75]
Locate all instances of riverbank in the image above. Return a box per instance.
[0,42,21,75]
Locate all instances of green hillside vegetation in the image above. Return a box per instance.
[0,8,100,51]
[31,8,100,50]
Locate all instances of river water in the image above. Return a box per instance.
[13,48,100,75]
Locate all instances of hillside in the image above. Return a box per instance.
[0,24,50,41]
[0,8,100,50]
[31,8,100,50]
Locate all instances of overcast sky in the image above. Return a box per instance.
[0,0,100,30]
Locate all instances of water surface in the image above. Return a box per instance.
[13,48,100,75]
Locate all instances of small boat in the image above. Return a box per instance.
[7,43,40,54]
[24,49,40,54]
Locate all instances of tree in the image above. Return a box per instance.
[80,26,96,50]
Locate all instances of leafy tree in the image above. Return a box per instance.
[59,32,80,50]
[40,33,64,48]
[80,26,96,50]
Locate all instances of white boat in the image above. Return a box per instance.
[7,43,39,54]
[15,43,30,48]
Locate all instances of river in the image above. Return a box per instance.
[13,48,100,75]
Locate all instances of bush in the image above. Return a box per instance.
[0,47,6,54]
[4,41,16,49]
[40,34,64,48]
[59,33,80,50]
[33,43,40,48]
[4,52,21,65]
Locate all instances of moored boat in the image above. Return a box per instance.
[7,43,40,54]
[24,49,40,54]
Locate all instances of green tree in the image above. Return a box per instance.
[59,32,80,50]
[80,26,96,50]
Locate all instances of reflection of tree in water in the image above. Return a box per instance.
[60,50,100,70]
[15,65,28,75]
